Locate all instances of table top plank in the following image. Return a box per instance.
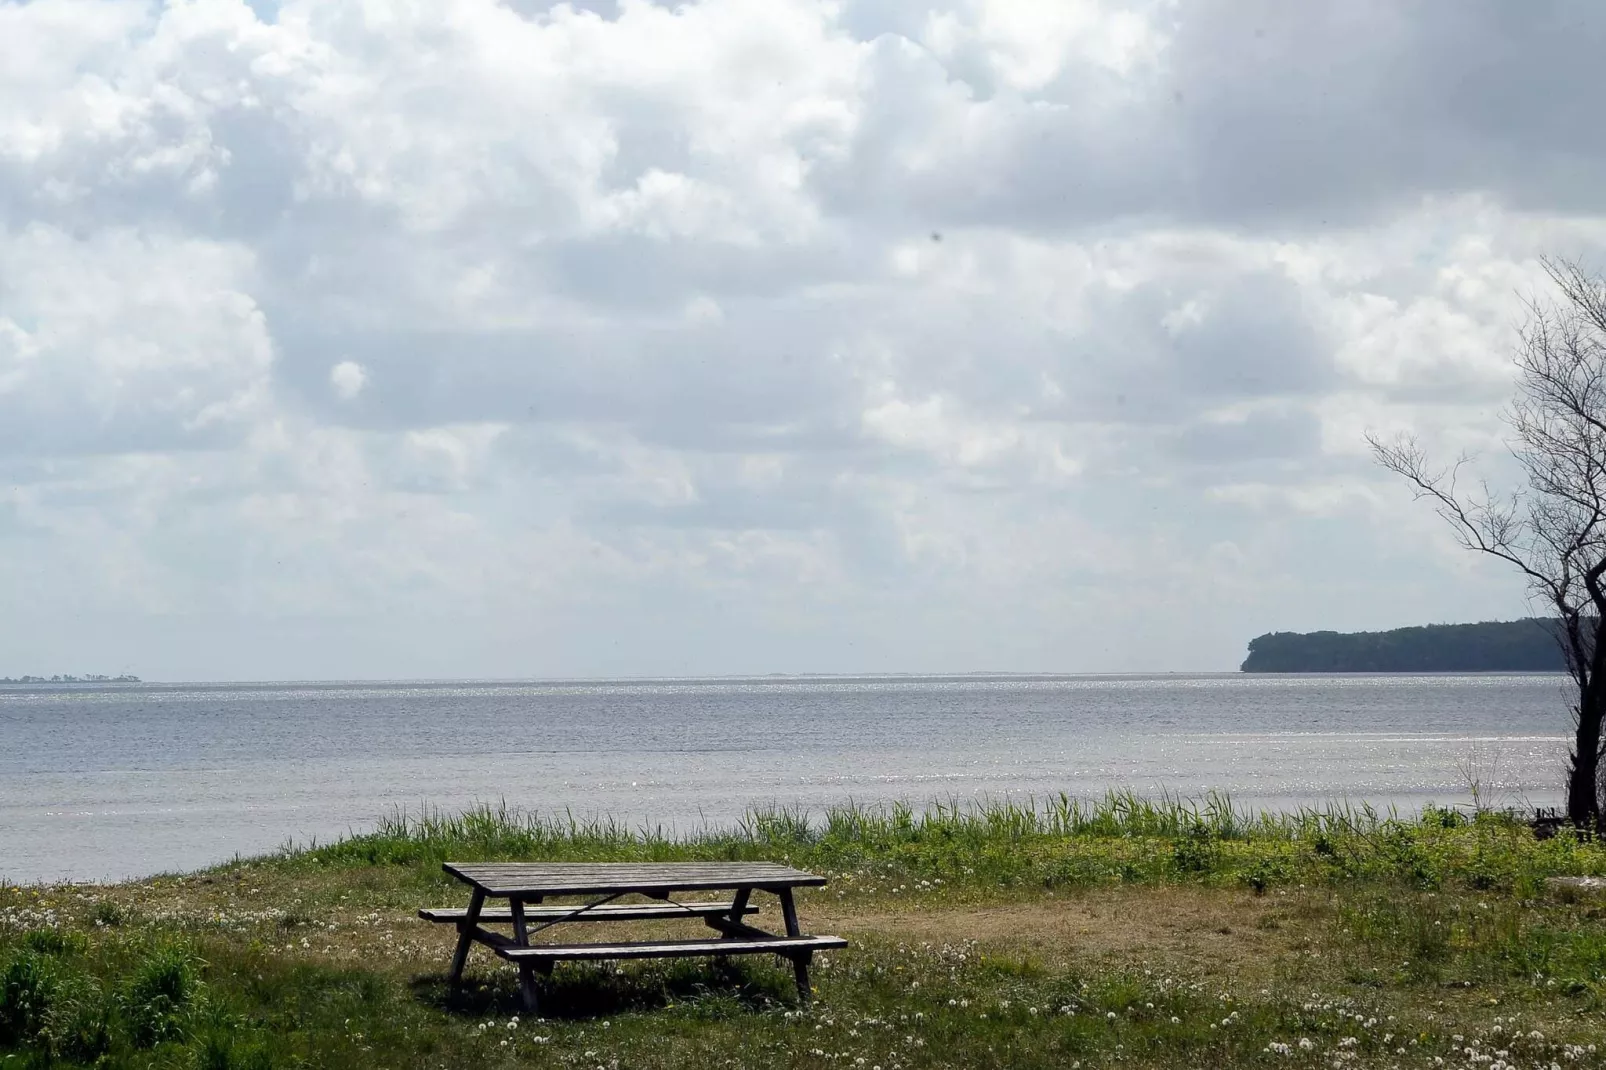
[444,861,826,896]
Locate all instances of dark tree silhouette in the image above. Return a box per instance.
[1369,257,1606,829]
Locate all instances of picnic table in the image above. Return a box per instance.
[420,861,847,1012]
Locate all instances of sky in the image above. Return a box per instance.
[2,0,1603,681]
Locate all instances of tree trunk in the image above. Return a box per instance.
[1569,680,1604,830]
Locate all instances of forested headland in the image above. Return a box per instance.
[1240,619,1567,672]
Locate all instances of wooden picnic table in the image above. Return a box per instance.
[421,861,847,1012]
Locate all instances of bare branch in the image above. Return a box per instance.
[1365,431,1560,597]
[1370,255,1606,827]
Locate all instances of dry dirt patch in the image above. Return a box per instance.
[817,887,1312,976]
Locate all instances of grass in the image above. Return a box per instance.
[3,793,1606,1068]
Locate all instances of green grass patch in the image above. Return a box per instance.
[3,794,1606,1067]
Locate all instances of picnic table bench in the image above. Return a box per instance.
[421,861,847,1012]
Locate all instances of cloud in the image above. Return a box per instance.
[0,223,271,456]
[329,359,366,400]
[0,0,1591,678]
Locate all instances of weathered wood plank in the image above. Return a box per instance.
[443,861,825,896]
[493,935,847,963]
[419,901,760,924]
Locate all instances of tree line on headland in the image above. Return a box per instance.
[1240,619,1567,673]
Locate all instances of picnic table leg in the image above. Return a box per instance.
[790,951,814,1007]
[778,887,801,937]
[449,889,485,986]
[729,887,752,924]
[719,887,752,940]
[526,962,553,1014]
[778,888,812,1004]
[511,897,529,944]
[518,966,540,1014]
[511,896,541,1015]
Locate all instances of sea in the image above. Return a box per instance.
[0,672,1577,885]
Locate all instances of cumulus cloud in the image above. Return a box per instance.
[0,0,1597,678]
[0,224,271,455]
[329,359,366,400]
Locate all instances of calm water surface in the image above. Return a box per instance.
[0,673,1574,883]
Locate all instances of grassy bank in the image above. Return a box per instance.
[4,794,1606,1068]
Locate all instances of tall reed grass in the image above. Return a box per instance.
[287,791,1601,896]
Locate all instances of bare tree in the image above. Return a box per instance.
[1368,257,1606,830]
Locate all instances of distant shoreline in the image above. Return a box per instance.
[0,674,141,685]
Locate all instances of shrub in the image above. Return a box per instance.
[195,1028,275,1070]
[1422,804,1466,829]
[1171,823,1218,875]
[1237,853,1290,895]
[1380,823,1441,888]
[91,900,127,928]
[43,973,112,1062]
[21,927,86,957]
[124,944,202,1048]
[0,951,57,1046]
